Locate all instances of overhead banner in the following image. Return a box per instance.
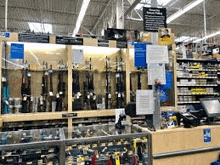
[143,7,167,32]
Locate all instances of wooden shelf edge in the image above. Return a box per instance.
[76,109,115,118]
[1,109,116,123]
[2,112,65,122]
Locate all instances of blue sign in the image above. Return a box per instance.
[134,43,148,67]
[4,32,10,38]
[204,129,211,143]
[158,71,173,102]
[10,43,24,59]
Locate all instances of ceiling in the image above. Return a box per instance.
[0,0,219,39]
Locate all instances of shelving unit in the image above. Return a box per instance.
[176,58,220,110]
[0,34,119,130]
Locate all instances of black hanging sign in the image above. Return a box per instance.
[143,7,167,32]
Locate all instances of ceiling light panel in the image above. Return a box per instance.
[167,0,204,23]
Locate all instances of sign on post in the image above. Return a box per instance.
[143,7,167,32]
[10,43,24,59]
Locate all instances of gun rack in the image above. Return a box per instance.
[0,33,176,130]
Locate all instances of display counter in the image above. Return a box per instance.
[0,128,64,165]
[64,124,151,165]
[138,124,220,165]
[0,124,151,165]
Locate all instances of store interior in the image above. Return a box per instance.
[1,0,220,165]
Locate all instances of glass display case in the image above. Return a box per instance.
[0,128,64,165]
[64,124,151,165]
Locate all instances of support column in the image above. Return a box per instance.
[5,0,8,31]
[203,0,207,43]
[151,0,157,44]
[67,46,73,138]
[116,0,124,29]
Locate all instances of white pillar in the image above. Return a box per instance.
[203,0,207,43]
[5,0,8,31]
[151,0,157,44]
[116,0,124,29]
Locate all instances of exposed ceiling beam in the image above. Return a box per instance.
[0,17,93,27]
[125,0,142,19]
[124,0,141,18]
[91,0,113,32]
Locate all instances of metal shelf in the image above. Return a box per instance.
[177,93,219,96]
[177,69,217,72]
[177,76,217,79]
[178,101,200,104]
[177,84,218,87]
[177,58,220,62]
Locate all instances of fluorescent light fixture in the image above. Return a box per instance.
[28,22,52,33]
[73,0,91,37]
[158,0,172,6]
[193,31,220,43]
[175,36,200,43]
[167,0,204,23]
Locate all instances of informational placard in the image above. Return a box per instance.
[158,71,173,103]
[147,45,168,63]
[73,49,84,64]
[136,90,154,115]
[143,7,167,32]
[134,43,148,67]
[204,129,211,143]
[148,63,166,85]
[10,43,24,59]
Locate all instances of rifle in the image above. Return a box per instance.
[105,56,111,109]
[2,42,10,114]
[72,65,83,110]
[88,58,97,110]
[39,62,47,112]
[21,62,31,113]
[115,56,125,108]
[137,68,142,90]
[48,64,55,112]
[130,74,135,102]
[55,61,66,111]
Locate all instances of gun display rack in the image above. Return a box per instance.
[0,33,177,130]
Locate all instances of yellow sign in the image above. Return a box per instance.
[158,28,173,46]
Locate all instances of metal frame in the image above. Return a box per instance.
[0,126,152,165]
[154,146,220,159]
[0,128,66,165]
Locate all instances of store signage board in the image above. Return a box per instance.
[134,43,149,67]
[73,49,84,64]
[204,129,211,143]
[148,63,166,85]
[143,7,167,32]
[136,90,154,115]
[10,43,24,59]
[147,45,168,63]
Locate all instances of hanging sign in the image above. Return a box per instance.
[143,7,167,32]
